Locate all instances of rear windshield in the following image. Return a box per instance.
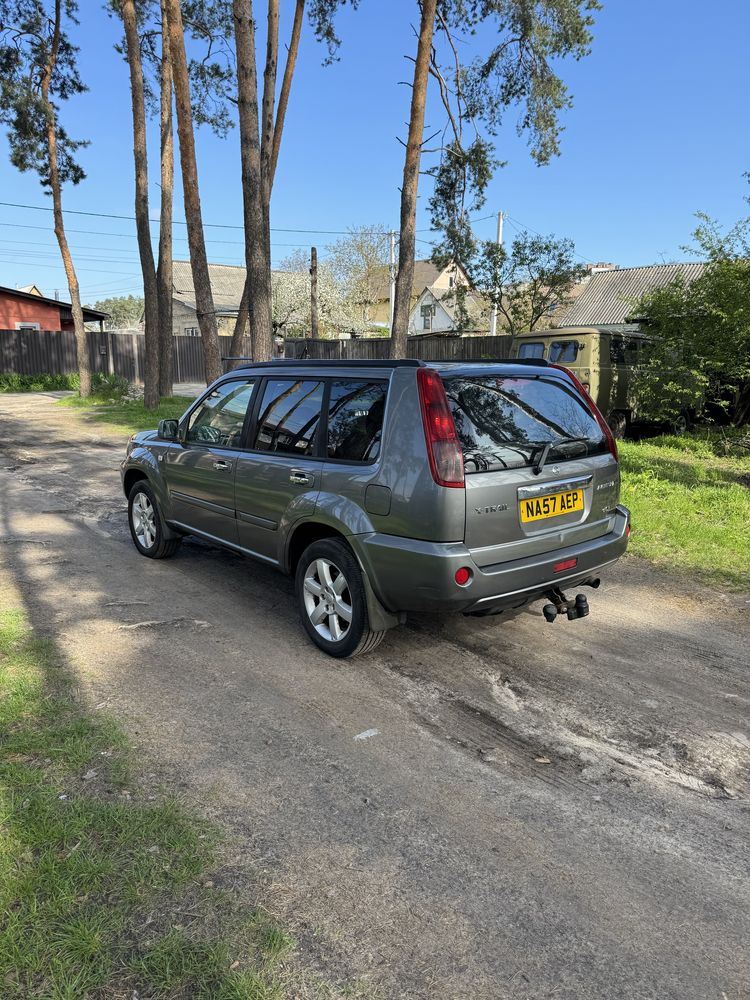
[517,341,545,359]
[443,375,608,473]
[548,340,579,363]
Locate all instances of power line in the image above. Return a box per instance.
[0,201,391,237]
[0,222,324,251]
[504,214,592,264]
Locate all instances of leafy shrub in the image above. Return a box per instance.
[90,372,128,399]
[0,372,129,397]
[0,372,79,392]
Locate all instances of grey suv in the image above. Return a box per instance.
[121,359,630,657]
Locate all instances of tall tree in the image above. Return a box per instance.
[390,0,438,358]
[91,294,145,329]
[164,0,223,383]
[0,0,91,394]
[118,0,160,408]
[156,0,174,396]
[229,0,356,363]
[327,224,391,327]
[472,231,586,334]
[390,0,600,357]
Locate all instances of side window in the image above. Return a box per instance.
[518,342,545,359]
[186,380,256,447]
[610,338,626,364]
[326,380,387,463]
[253,379,324,456]
[548,341,579,363]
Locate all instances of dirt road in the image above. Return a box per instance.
[1,391,748,1000]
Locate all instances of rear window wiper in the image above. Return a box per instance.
[532,442,552,475]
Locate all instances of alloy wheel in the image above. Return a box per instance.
[303,557,353,643]
[131,492,156,550]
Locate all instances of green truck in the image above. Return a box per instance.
[510,326,663,437]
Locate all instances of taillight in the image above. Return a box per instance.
[416,367,464,488]
[549,363,618,461]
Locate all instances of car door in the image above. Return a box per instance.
[163,378,257,544]
[234,376,325,563]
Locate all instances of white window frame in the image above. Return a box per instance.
[183,326,199,337]
[15,321,41,331]
[420,303,435,331]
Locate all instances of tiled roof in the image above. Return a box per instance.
[555,263,706,327]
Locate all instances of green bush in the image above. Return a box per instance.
[0,372,79,392]
[0,372,129,397]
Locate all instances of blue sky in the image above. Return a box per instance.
[1,0,748,304]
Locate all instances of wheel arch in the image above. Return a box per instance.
[123,467,150,497]
[286,521,348,576]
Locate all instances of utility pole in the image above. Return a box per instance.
[489,210,505,337]
[389,230,396,331]
[310,246,319,339]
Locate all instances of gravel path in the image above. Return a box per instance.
[1,391,748,1000]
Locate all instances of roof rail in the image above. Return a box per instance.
[429,357,549,366]
[231,358,426,369]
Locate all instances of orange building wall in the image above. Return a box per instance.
[0,293,62,330]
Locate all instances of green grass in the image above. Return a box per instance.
[0,606,302,999]
[59,393,194,435]
[619,430,750,590]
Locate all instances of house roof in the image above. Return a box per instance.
[370,259,445,301]
[0,284,109,320]
[172,260,251,314]
[555,262,705,327]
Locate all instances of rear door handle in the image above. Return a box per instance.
[213,460,233,471]
[289,469,313,486]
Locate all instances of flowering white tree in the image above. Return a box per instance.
[274,251,368,338]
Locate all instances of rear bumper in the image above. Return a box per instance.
[356,506,631,614]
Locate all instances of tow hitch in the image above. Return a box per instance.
[542,585,592,623]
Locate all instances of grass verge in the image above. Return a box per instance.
[619,430,750,590]
[0,604,303,999]
[59,394,194,435]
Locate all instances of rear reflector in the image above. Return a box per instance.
[626,524,631,538]
[554,558,578,573]
[455,566,472,586]
[416,367,464,488]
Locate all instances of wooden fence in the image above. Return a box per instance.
[0,329,252,384]
[283,334,514,362]
[0,328,514,385]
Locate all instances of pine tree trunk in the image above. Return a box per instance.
[229,277,250,364]
[157,0,174,397]
[233,0,274,363]
[390,0,438,358]
[165,0,222,384]
[121,0,160,409]
[42,0,90,396]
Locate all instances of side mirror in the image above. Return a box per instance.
[157,418,179,441]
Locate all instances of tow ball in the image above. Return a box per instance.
[542,586,590,623]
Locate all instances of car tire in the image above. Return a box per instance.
[295,538,385,658]
[607,410,627,439]
[670,410,691,436]
[127,480,181,560]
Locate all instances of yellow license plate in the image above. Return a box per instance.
[520,489,584,523]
